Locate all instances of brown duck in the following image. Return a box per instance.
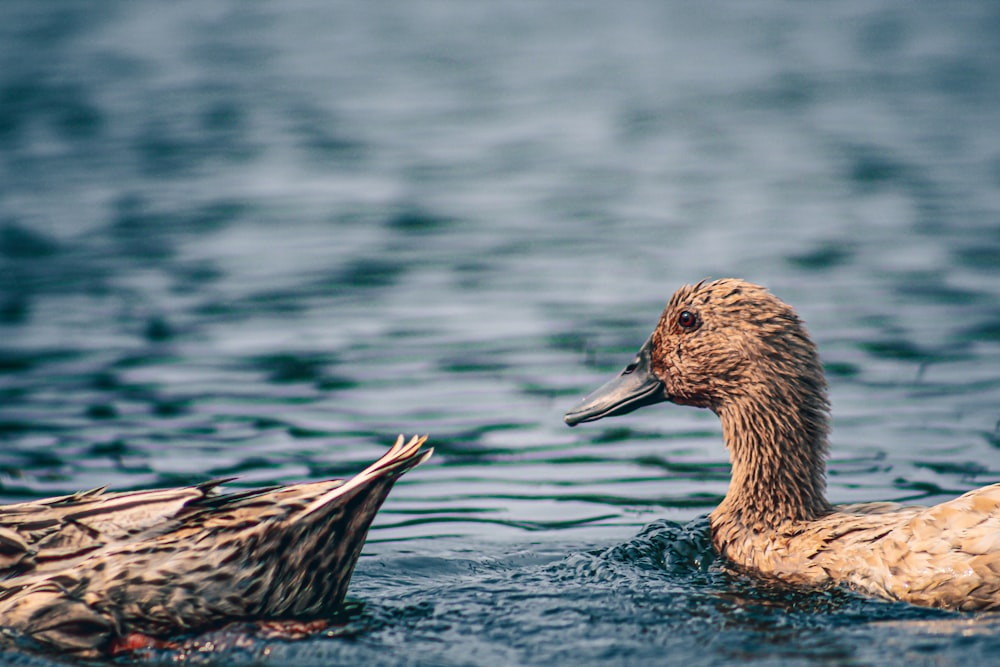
[565,279,1000,610]
[0,434,431,655]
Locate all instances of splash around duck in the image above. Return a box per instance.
[566,279,1000,610]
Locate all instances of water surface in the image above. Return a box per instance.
[1,1,999,665]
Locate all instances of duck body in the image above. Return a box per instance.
[716,485,1000,610]
[0,434,431,655]
[565,279,1000,610]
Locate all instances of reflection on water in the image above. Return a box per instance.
[1,1,999,665]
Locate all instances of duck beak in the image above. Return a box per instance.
[564,336,668,426]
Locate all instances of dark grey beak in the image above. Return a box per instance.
[564,336,669,426]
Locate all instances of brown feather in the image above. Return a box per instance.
[0,435,431,656]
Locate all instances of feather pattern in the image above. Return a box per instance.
[0,435,431,655]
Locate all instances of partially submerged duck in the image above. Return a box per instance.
[565,279,1000,610]
[0,434,431,655]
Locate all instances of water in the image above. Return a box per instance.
[1,1,999,664]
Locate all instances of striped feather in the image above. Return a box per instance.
[0,435,431,656]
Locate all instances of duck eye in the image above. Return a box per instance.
[677,310,697,329]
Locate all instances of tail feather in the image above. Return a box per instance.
[301,434,431,517]
[253,434,431,618]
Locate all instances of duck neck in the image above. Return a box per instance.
[712,390,832,532]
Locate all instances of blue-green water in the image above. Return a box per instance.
[1,1,1000,665]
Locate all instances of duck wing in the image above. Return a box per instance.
[0,435,431,656]
[886,482,1000,609]
[0,482,228,577]
[805,484,1000,610]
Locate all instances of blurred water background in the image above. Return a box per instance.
[1,1,1000,665]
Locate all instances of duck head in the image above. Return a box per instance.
[564,278,827,425]
[565,278,833,524]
